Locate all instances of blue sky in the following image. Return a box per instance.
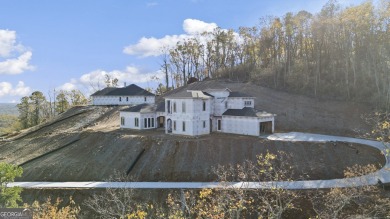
[0,0,368,103]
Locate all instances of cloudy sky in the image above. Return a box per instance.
[0,0,367,102]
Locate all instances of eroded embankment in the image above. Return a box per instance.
[15,132,384,182]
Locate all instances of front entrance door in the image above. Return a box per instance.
[157,116,165,128]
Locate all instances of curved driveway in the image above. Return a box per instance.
[8,132,390,190]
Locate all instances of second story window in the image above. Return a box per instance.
[225,101,228,109]
[182,101,186,113]
[173,102,177,113]
[203,101,206,111]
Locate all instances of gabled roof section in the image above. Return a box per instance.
[228,91,254,98]
[91,84,154,96]
[165,90,213,99]
[223,107,275,118]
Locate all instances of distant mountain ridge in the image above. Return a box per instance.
[0,103,18,116]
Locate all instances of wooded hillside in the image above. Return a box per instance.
[160,1,389,108]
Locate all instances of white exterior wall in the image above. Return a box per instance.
[227,97,255,109]
[165,98,211,136]
[207,90,229,116]
[120,111,157,130]
[92,96,155,106]
[221,116,259,136]
[221,116,274,136]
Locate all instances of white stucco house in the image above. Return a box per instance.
[118,82,275,137]
[91,84,155,106]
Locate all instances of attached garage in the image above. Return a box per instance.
[222,107,275,137]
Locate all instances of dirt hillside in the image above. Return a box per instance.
[0,80,380,182]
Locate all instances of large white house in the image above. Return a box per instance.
[118,83,275,137]
[91,84,155,106]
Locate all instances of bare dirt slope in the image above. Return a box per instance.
[0,80,379,182]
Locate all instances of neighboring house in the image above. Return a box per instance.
[91,84,155,105]
[118,83,275,137]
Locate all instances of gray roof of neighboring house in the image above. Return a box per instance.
[120,101,165,113]
[223,107,274,118]
[91,84,154,96]
[165,90,214,99]
[228,91,254,98]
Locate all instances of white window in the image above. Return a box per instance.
[144,96,147,102]
[173,121,176,131]
[203,121,206,128]
[167,100,171,113]
[225,101,228,109]
[144,118,147,128]
[217,119,221,131]
[121,117,125,125]
[182,121,186,132]
[126,97,129,101]
[244,101,252,106]
[152,118,154,128]
[135,117,139,127]
[119,97,122,102]
[182,101,186,113]
[203,101,206,111]
[173,102,177,113]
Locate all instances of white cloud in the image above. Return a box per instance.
[58,66,164,95]
[182,19,218,35]
[0,51,35,74]
[0,81,31,97]
[123,18,220,57]
[123,34,188,57]
[0,29,34,75]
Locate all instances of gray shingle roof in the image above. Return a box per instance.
[223,107,258,117]
[223,107,275,118]
[120,101,165,113]
[165,90,213,99]
[228,91,254,98]
[121,103,156,113]
[91,84,154,96]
